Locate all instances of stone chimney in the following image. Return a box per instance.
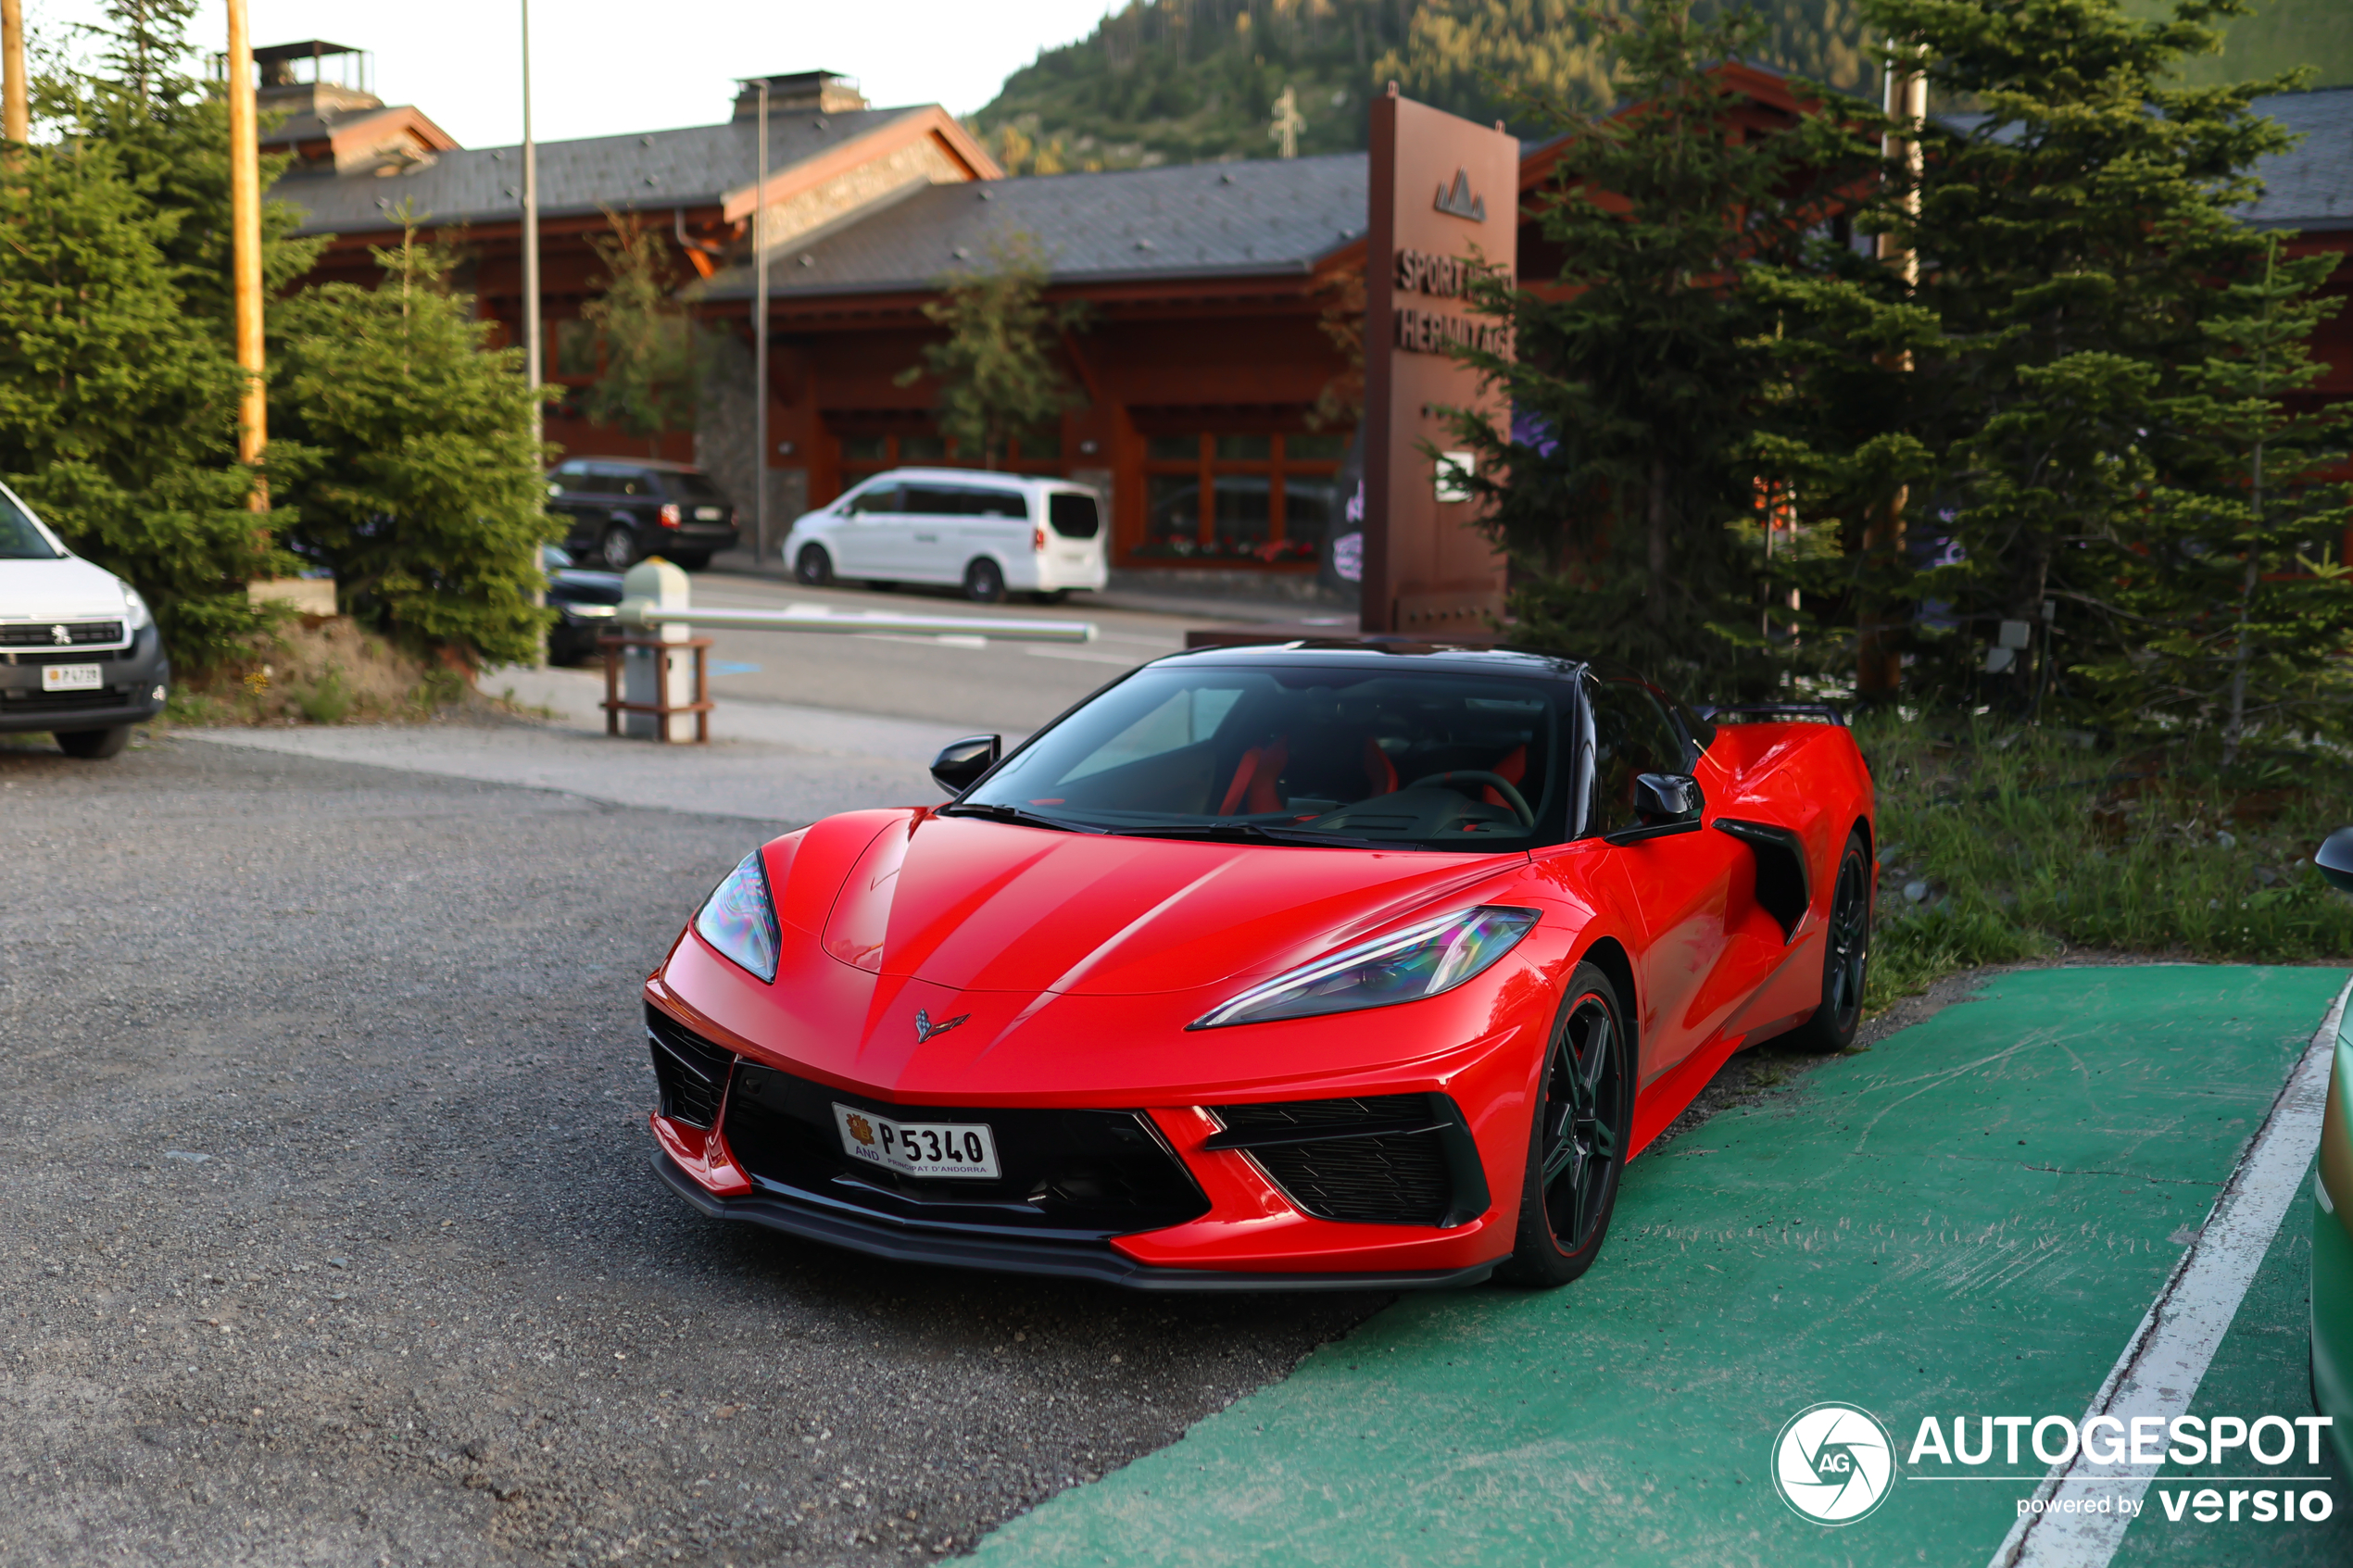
[733,71,868,119]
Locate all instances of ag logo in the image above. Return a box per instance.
[1771,1401,1895,1524]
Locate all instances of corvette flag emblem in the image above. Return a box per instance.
[912,1008,970,1044]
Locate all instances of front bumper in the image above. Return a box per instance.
[0,625,170,734]
[651,1148,1492,1292]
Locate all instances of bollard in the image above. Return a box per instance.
[617,560,698,743]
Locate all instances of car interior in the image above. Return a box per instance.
[970,670,1561,846]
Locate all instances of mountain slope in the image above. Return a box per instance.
[973,0,2351,174]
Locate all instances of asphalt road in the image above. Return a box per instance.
[0,734,1385,1568]
[641,574,1235,734]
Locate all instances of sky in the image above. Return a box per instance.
[19,0,1118,146]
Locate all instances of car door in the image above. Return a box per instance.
[956,483,1031,583]
[898,484,966,582]
[547,461,596,548]
[1588,676,1748,1086]
[831,483,900,575]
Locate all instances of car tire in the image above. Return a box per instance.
[963,558,1006,603]
[795,545,834,586]
[600,526,639,571]
[1496,962,1633,1289]
[55,724,132,760]
[1780,826,1871,1052]
[669,551,711,571]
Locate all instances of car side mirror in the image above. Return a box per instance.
[930,734,1001,797]
[1634,772,1702,824]
[2320,826,2353,893]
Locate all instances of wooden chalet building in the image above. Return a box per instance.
[267,50,2353,596]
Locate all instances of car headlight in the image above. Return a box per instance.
[121,586,151,632]
[1190,905,1541,1030]
[694,850,781,982]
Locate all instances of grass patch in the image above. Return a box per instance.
[163,617,469,727]
[1856,712,2353,1012]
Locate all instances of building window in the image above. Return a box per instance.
[833,429,1067,489]
[1137,431,1348,566]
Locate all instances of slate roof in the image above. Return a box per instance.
[2241,86,2353,231]
[273,106,932,235]
[695,152,1369,299]
[1934,85,2353,232]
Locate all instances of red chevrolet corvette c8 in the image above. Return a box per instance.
[643,642,1874,1290]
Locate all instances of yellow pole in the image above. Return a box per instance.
[225,0,266,510]
[1,0,29,146]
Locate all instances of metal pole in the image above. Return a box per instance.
[225,0,266,510]
[1,0,29,145]
[753,77,770,562]
[522,0,542,450]
[625,604,1100,645]
[1857,45,1926,699]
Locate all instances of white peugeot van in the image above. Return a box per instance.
[0,482,170,759]
[782,469,1109,602]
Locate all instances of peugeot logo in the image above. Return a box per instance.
[51,625,69,646]
[912,1007,970,1044]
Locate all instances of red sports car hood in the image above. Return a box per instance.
[814,810,1516,997]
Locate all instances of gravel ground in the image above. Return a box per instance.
[0,734,1385,1568]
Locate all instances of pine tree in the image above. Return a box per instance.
[578,210,697,452]
[0,105,287,670]
[1848,0,2341,738]
[1448,0,1881,691]
[269,223,554,668]
[895,234,1088,470]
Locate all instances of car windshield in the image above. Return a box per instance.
[0,490,62,559]
[958,662,1566,849]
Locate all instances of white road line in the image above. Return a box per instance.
[1990,974,2352,1568]
[1025,646,1144,666]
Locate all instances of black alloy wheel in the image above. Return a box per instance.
[600,525,640,571]
[1785,828,1871,1051]
[1499,962,1631,1287]
[963,558,1006,603]
[795,544,834,585]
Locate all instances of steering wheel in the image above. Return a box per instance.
[1407,770,1534,828]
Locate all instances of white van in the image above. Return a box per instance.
[0,481,170,758]
[782,469,1109,602]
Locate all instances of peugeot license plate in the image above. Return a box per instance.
[833,1103,1000,1179]
[42,664,101,692]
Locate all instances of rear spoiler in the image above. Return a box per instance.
[1695,702,1847,728]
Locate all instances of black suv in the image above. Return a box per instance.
[547,459,739,571]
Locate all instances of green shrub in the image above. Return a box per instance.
[1860,712,2353,1010]
[270,223,556,670]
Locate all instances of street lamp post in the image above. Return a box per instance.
[521,0,542,450]
[750,77,770,561]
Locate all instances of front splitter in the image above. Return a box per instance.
[649,1149,1495,1294]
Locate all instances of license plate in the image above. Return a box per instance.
[833,1102,1000,1179]
[42,664,101,692]
[694,506,724,522]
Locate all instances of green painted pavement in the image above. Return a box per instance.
[970,965,2347,1568]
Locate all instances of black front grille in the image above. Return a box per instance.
[1210,1094,1485,1228]
[0,621,123,647]
[647,1008,735,1129]
[0,686,129,712]
[720,1063,1209,1241]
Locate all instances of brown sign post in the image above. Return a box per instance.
[1361,86,1517,636]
